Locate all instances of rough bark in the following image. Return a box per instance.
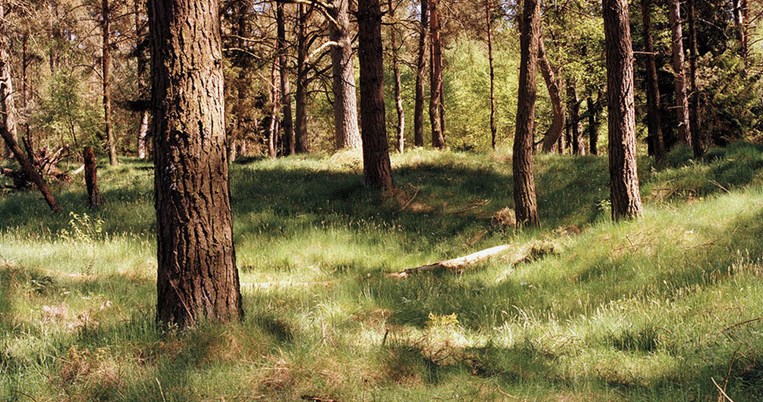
[83,147,101,208]
[688,0,702,157]
[668,0,691,147]
[357,0,394,191]
[513,0,541,228]
[486,0,497,150]
[566,82,585,156]
[641,0,665,160]
[329,0,361,150]
[388,0,405,153]
[413,0,428,147]
[603,0,643,221]
[429,0,445,149]
[102,0,118,166]
[277,3,295,156]
[295,4,310,153]
[538,40,566,153]
[148,0,243,328]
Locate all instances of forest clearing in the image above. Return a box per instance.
[1,0,763,400]
[2,146,763,400]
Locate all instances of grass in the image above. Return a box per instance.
[1,143,762,401]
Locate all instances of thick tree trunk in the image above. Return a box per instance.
[688,0,702,157]
[641,0,665,160]
[513,0,541,228]
[102,0,118,166]
[329,0,361,150]
[603,0,643,221]
[295,4,310,153]
[83,146,101,208]
[538,40,565,153]
[388,0,405,153]
[587,95,600,155]
[486,0,497,150]
[413,0,428,147]
[277,3,295,155]
[148,0,243,328]
[668,0,691,147]
[429,0,445,149]
[357,0,394,191]
[0,6,61,212]
[566,82,584,156]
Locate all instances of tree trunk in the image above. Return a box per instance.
[688,0,702,157]
[566,82,584,156]
[135,0,150,159]
[102,0,117,166]
[277,3,295,155]
[603,0,643,221]
[21,33,32,152]
[295,4,310,153]
[148,0,243,328]
[538,40,566,153]
[229,0,252,163]
[413,0,428,147]
[734,0,748,60]
[513,0,541,228]
[357,0,394,191]
[486,0,497,150]
[668,0,691,147]
[269,56,280,159]
[83,147,101,208]
[641,0,665,160]
[2,9,16,159]
[429,0,445,149]
[48,0,60,73]
[329,0,361,150]
[0,5,61,212]
[587,95,600,155]
[388,0,405,153]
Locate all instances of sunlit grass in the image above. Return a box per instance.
[1,143,762,400]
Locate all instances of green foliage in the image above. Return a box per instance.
[440,34,519,151]
[33,70,102,148]
[699,50,763,144]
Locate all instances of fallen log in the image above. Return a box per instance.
[388,245,512,279]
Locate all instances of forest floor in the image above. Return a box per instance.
[1,144,763,401]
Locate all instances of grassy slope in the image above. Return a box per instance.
[1,144,762,401]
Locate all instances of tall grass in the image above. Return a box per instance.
[1,143,762,401]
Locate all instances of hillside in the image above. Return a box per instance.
[1,144,762,401]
